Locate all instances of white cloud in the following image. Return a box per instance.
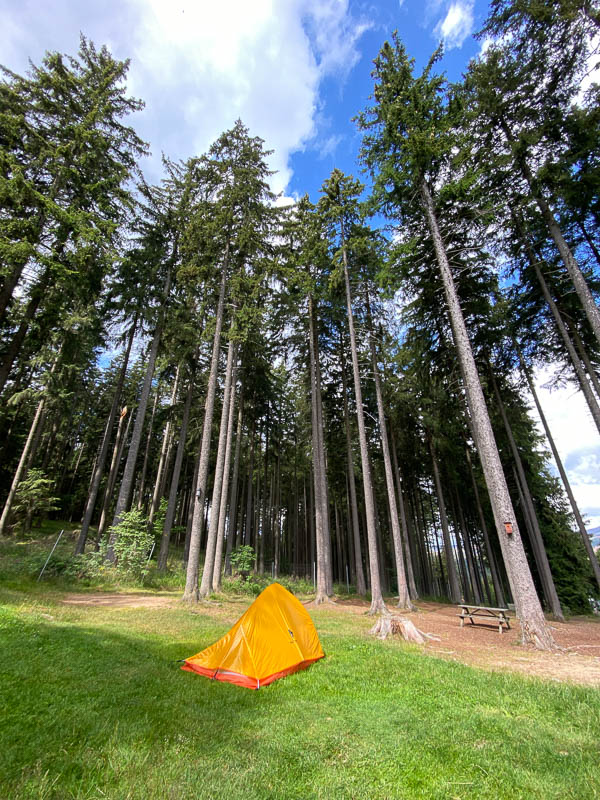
[317,133,343,159]
[478,36,493,58]
[531,366,600,528]
[434,0,474,50]
[127,0,371,193]
[0,0,369,195]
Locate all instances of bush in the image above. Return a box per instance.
[12,469,59,534]
[107,509,153,580]
[229,545,255,579]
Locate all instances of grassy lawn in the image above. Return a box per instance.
[1,531,599,799]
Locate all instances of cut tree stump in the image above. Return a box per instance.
[369,615,440,644]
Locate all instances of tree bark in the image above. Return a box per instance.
[183,253,229,602]
[502,119,600,348]
[340,337,367,595]
[212,354,239,589]
[533,258,600,432]
[148,365,181,532]
[420,179,554,649]
[518,349,600,591]
[95,406,130,545]
[136,384,160,511]
[465,448,506,607]
[106,268,171,562]
[0,396,46,535]
[201,337,236,595]
[224,396,243,575]
[340,220,386,614]
[157,373,194,572]
[75,319,137,554]
[490,370,564,620]
[308,294,332,603]
[368,307,413,609]
[428,436,462,603]
[390,430,419,599]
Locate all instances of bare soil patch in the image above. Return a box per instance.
[334,598,600,687]
[62,592,176,609]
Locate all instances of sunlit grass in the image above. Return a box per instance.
[1,580,599,799]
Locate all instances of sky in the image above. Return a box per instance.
[2,0,599,530]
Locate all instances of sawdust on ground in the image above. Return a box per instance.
[61,591,600,686]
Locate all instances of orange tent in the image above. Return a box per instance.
[181,583,324,689]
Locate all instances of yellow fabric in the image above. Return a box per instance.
[184,583,324,682]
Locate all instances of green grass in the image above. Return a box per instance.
[1,578,599,800]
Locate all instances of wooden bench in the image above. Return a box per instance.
[458,605,510,634]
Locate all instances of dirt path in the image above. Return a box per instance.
[62,592,176,609]
[60,591,600,686]
[334,599,600,687]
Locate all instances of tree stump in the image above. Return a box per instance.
[369,615,440,644]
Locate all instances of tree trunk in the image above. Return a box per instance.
[183,451,201,565]
[428,436,462,603]
[183,254,229,602]
[224,396,243,575]
[148,366,181,532]
[340,220,386,614]
[0,276,47,395]
[503,119,600,348]
[202,338,237,594]
[157,374,194,572]
[136,384,160,511]
[106,269,170,562]
[517,349,600,591]
[75,320,137,554]
[490,370,564,620]
[390,430,419,599]
[0,351,61,535]
[0,396,46,535]
[466,448,506,607]
[340,337,367,595]
[420,179,554,649]
[308,294,332,603]
[533,258,600,432]
[570,323,600,402]
[368,307,413,609]
[95,406,130,545]
[244,420,256,547]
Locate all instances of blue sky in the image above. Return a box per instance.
[2,0,598,529]
[0,0,489,199]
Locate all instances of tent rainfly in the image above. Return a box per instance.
[181,583,324,689]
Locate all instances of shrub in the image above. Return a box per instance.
[12,469,59,534]
[230,545,255,579]
[107,509,153,579]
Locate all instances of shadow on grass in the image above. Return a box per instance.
[2,603,600,800]
[0,610,283,798]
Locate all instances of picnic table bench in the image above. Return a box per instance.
[458,604,511,634]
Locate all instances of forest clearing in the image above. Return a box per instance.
[1,529,600,799]
[3,1,600,795]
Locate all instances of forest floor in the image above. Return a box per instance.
[3,578,600,799]
[61,591,600,686]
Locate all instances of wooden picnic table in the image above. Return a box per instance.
[458,604,511,634]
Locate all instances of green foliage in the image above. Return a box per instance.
[218,573,315,598]
[152,497,168,540]
[11,469,59,533]
[107,509,154,580]
[229,544,255,575]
